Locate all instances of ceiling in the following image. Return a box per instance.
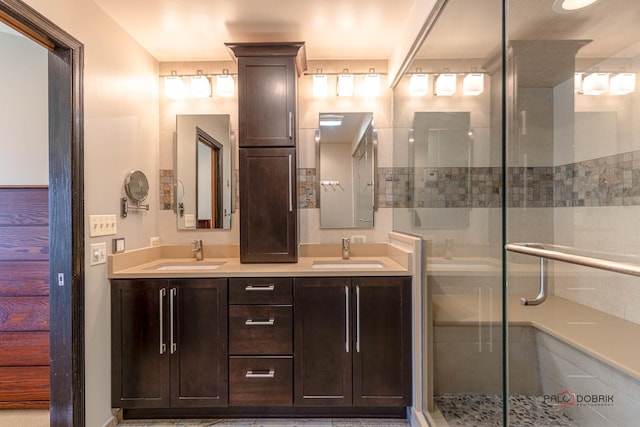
[93,0,415,62]
[414,0,640,62]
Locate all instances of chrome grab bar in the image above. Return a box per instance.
[505,242,640,278]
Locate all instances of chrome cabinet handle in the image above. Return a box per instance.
[170,288,177,354]
[345,286,349,353]
[245,318,275,326]
[356,285,361,353]
[289,112,293,139]
[288,154,293,212]
[246,369,275,378]
[245,284,275,291]
[159,288,166,355]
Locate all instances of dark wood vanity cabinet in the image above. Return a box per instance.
[239,147,297,263]
[294,276,412,408]
[111,278,228,409]
[227,42,306,263]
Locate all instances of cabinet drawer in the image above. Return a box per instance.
[229,357,292,406]
[229,277,293,304]
[229,305,292,355]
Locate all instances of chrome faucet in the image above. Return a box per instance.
[342,238,350,259]
[444,237,455,259]
[192,239,204,261]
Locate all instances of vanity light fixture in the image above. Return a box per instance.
[313,68,328,97]
[582,72,609,95]
[463,73,484,96]
[435,72,457,96]
[337,70,354,97]
[164,71,186,99]
[609,72,636,95]
[190,70,211,98]
[319,114,343,127]
[216,69,235,97]
[409,69,429,96]
[553,0,599,13]
[363,68,380,97]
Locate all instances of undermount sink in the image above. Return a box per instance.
[150,261,225,271]
[312,260,385,269]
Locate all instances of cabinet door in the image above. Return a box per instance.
[294,277,352,406]
[111,279,170,408]
[239,56,296,147]
[170,278,228,407]
[240,147,297,262]
[352,277,412,407]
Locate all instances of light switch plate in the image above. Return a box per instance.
[90,242,107,266]
[89,214,117,237]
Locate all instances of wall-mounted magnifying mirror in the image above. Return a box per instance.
[317,112,377,228]
[176,114,234,230]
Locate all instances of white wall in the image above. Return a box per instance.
[0,28,48,185]
[22,1,160,426]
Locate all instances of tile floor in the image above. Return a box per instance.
[435,394,580,427]
[117,418,409,427]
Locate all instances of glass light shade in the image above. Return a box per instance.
[216,74,234,97]
[409,74,429,96]
[553,0,599,12]
[574,73,583,93]
[463,73,484,96]
[190,76,211,98]
[609,72,636,95]
[164,76,185,99]
[363,73,380,96]
[582,72,609,95]
[337,74,354,96]
[313,74,328,97]
[435,73,457,96]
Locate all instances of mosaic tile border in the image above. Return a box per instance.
[161,150,640,212]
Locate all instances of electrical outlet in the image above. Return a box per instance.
[150,236,160,247]
[89,214,117,237]
[184,214,196,228]
[90,242,107,266]
[351,235,367,243]
[113,237,125,253]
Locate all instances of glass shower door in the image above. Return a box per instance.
[506,1,640,426]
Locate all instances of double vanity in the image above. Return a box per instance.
[108,243,413,420]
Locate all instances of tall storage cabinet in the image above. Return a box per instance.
[227,42,306,263]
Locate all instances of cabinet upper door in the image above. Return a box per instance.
[240,147,297,263]
[351,277,412,407]
[238,56,297,147]
[170,278,228,407]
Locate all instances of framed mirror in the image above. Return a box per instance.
[317,112,377,228]
[176,114,234,230]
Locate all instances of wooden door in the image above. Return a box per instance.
[239,147,297,262]
[352,277,412,407]
[111,279,170,408]
[294,277,352,406]
[170,278,228,407]
[238,56,296,148]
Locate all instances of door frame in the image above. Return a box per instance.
[0,1,84,426]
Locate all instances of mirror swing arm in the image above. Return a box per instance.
[121,170,150,218]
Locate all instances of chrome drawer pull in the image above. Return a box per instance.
[245,318,275,326]
[246,369,275,378]
[245,285,275,291]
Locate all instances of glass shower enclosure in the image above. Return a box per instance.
[393,0,640,425]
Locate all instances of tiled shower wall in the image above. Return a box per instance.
[160,149,640,211]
